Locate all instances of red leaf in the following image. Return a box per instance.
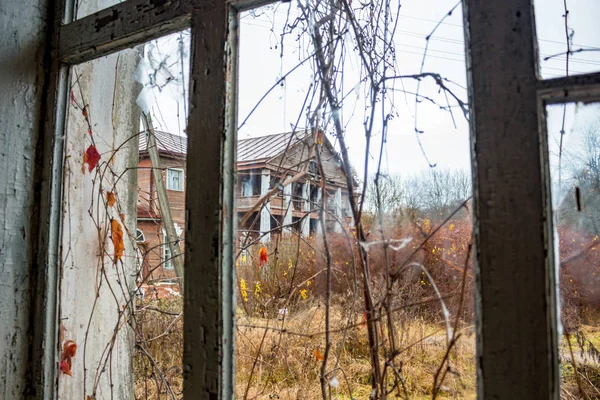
[82,106,87,118]
[63,340,77,358]
[59,358,72,376]
[83,145,101,173]
[258,245,268,267]
[361,311,367,327]
[59,339,77,377]
[111,218,125,262]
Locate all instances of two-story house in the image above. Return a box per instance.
[136,129,354,283]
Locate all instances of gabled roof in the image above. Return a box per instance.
[139,130,187,157]
[237,130,310,162]
[138,129,344,170]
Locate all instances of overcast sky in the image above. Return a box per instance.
[144,0,600,180]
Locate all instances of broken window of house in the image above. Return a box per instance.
[57,29,189,398]
[233,1,475,397]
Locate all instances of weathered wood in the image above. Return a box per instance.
[463,0,559,398]
[538,72,600,104]
[28,0,70,396]
[58,0,196,64]
[183,2,232,398]
[142,115,185,289]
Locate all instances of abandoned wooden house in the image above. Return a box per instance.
[2,0,600,398]
[236,130,354,241]
[136,129,354,281]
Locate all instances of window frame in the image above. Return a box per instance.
[166,167,185,191]
[464,1,600,398]
[162,229,174,270]
[32,0,600,399]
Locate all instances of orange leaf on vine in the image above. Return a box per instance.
[313,349,325,361]
[111,218,124,262]
[83,145,101,173]
[106,191,116,207]
[258,245,268,267]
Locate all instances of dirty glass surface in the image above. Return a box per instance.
[235,1,475,398]
[58,30,189,399]
[534,0,600,79]
[74,0,122,20]
[546,102,600,398]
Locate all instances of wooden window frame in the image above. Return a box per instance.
[464,1,600,398]
[163,229,174,270]
[166,167,185,191]
[31,0,600,399]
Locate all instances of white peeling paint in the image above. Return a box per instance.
[0,0,47,396]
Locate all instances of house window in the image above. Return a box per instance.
[308,159,320,180]
[135,228,145,242]
[163,230,173,270]
[240,175,254,197]
[166,168,184,191]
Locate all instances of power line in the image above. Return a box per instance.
[251,6,600,50]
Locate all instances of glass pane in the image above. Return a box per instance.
[546,102,600,398]
[59,30,189,398]
[236,1,475,398]
[74,0,122,20]
[534,0,600,79]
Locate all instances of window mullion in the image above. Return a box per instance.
[538,72,600,104]
[183,3,236,398]
[58,0,194,64]
[463,0,559,398]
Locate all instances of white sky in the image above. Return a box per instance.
[145,0,600,179]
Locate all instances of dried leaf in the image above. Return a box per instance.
[258,245,268,267]
[63,340,77,358]
[106,191,116,207]
[59,339,77,377]
[83,145,101,173]
[82,106,87,118]
[111,218,124,262]
[316,129,324,145]
[59,358,72,376]
[313,349,325,361]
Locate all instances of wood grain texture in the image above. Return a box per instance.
[58,0,196,64]
[463,0,559,398]
[183,4,230,399]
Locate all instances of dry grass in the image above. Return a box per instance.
[132,296,600,400]
[235,303,476,399]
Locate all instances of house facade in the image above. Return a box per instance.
[236,130,354,242]
[137,131,187,283]
[136,129,354,282]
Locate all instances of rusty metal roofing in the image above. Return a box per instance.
[139,130,187,157]
[237,130,310,162]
